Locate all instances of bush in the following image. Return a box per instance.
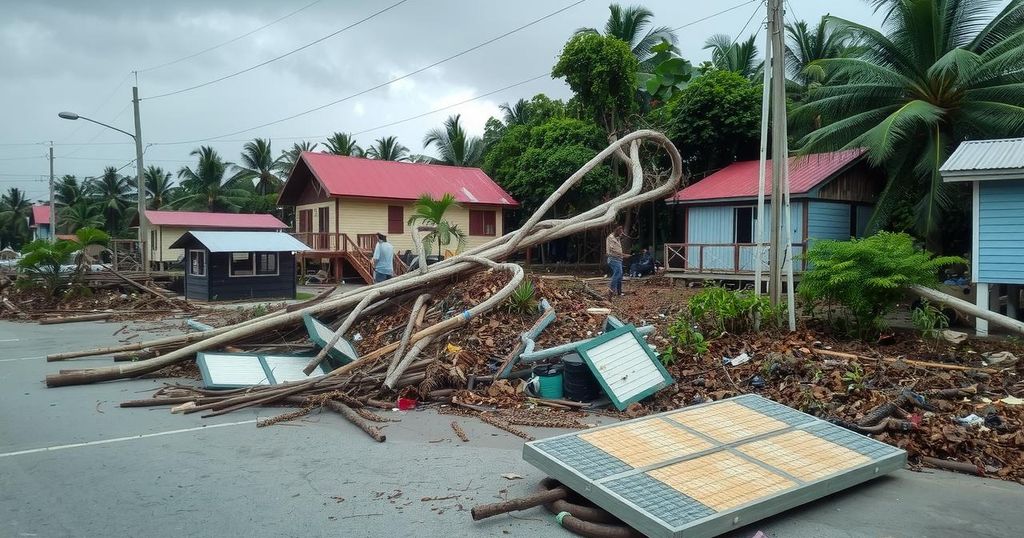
[688,284,783,335]
[661,316,708,366]
[16,239,79,295]
[911,300,949,351]
[798,232,964,337]
[506,281,538,315]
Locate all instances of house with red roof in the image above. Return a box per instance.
[278,152,518,283]
[28,205,52,240]
[130,210,287,269]
[664,149,884,277]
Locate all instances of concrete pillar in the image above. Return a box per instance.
[976,283,989,336]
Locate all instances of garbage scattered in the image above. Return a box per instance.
[956,414,985,427]
[982,351,1019,366]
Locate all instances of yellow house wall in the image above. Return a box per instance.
[149,226,189,264]
[334,198,504,254]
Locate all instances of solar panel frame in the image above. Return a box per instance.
[523,394,906,538]
[575,324,672,410]
[303,313,359,366]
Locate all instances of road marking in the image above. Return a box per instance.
[0,419,257,459]
[0,338,20,342]
[0,356,45,363]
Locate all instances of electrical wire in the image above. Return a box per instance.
[144,0,411,100]
[139,0,323,73]
[151,0,588,145]
[58,71,133,144]
[671,0,761,31]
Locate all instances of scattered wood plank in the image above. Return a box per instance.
[38,313,114,325]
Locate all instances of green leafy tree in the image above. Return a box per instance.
[16,239,78,294]
[144,166,176,209]
[637,40,697,105]
[324,132,363,157]
[661,69,761,176]
[277,141,318,173]
[794,0,1024,249]
[576,4,678,69]
[88,166,134,234]
[231,138,283,195]
[365,136,410,162]
[0,187,32,248]
[423,114,484,167]
[798,232,964,337]
[60,201,105,232]
[785,16,860,93]
[406,193,467,256]
[553,32,639,134]
[174,146,249,212]
[54,175,88,207]
[704,34,760,79]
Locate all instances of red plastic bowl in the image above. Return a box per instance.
[397,398,417,410]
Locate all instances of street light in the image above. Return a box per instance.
[58,85,148,272]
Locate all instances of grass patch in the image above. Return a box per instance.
[295,292,315,301]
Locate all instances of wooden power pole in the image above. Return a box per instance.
[767,0,787,306]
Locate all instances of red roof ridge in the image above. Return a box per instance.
[301,151,487,172]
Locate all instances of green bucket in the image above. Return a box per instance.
[533,364,564,399]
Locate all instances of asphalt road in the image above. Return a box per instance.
[1,319,1022,538]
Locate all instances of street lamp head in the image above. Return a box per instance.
[58,111,80,120]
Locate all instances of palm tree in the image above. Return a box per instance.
[89,166,134,234]
[406,193,467,256]
[60,201,105,232]
[54,175,88,208]
[703,34,760,78]
[365,136,410,162]
[277,141,319,174]
[500,99,531,127]
[0,187,32,248]
[174,146,249,212]
[231,138,283,196]
[794,0,1024,249]
[577,4,678,69]
[144,166,176,209]
[786,17,860,94]
[324,132,362,157]
[422,114,485,167]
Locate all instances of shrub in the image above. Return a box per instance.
[688,284,783,335]
[798,232,964,337]
[661,316,708,366]
[506,281,538,315]
[911,300,949,351]
[16,239,79,295]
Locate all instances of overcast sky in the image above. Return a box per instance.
[0,0,882,201]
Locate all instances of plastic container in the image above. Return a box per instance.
[561,352,600,402]
[397,397,417,410]
[532,363,564,399]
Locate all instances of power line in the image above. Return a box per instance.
[58,71,133,145]
[145,0,411,100]
[140,0,323,73]
[152,0,588,145]
[671,0,761,31]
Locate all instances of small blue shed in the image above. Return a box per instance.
[664,149,884,279]
[941,137,1024,334]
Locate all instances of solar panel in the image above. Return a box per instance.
[524,394,905,538]
[575,325,671,410]
[303,314,358,366]
[197,352,271,389]
[262,354,327,383]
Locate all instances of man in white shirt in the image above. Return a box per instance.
[371,233,394,283]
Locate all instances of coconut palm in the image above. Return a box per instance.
[60,201,105,232]
[144,166,176,209]
[277,141,319,174]
[324,132,363,157]
[0,187,32,248]
[500,99,531,127]
[54,175,89,208]
[231,138,283,196]
[406,193,467,256]
[785,16,860,91]
[795,0,1024,248]
[703,34,760,79]
[365,136,410,162]
[174,146,249,212]
[422,114,485,167]
[89,166,134,234]
[577,4,678,69]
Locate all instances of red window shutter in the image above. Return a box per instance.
[484,211,496,236]
[388,206,403,235]
[469,210,483,236]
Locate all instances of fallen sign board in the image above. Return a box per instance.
[197,352,328,389]
[575,324,671,410]
[523,394,906,538]
[303,313,358,366]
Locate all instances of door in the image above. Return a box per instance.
[316,207,330,249]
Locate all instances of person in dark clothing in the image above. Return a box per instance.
[629,247,655,277]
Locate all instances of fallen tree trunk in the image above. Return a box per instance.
[39,313,114,325]
[909,284,1024,336]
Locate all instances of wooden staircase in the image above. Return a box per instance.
[292,232,408,285]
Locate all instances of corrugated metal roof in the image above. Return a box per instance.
[169,231,310,252]
[668,149,866,203]
[141,210,286,229]
[29,205,49,227]
[283,152,518,206]
[941,137,1024,173]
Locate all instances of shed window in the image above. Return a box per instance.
[230,252,254,276]
[388,205,404,235]
[188,250,206,277]
[734,207,753,243]
[229,252,279,277]
[257,253,278,275]
[469,210,496,236]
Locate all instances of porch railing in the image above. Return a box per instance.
[663,242,806,274]
[291,231,407,277]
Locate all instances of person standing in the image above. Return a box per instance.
[606,226,624,298]
[371,233,394,283]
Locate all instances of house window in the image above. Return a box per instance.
[229,252,255,276]
[316,207,330,232]
[469,210,496,236]
[298,209,313,233]
[150,229,158,252]
[734,207,753,243]
[257,253,278,275]
[388,205,404,235]
[188,250,206,277]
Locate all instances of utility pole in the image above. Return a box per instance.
[767,0,787,306]
[48,142,56,238]
[132,83,149,272]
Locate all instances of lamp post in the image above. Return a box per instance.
[58,85,148,272]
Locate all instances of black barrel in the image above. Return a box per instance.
[561,352,600,402]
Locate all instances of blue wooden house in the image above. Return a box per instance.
[664,149,884,280]
[941,137,1024,334]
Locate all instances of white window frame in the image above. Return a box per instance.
[188,249,207,277]
[228,252,280,278]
